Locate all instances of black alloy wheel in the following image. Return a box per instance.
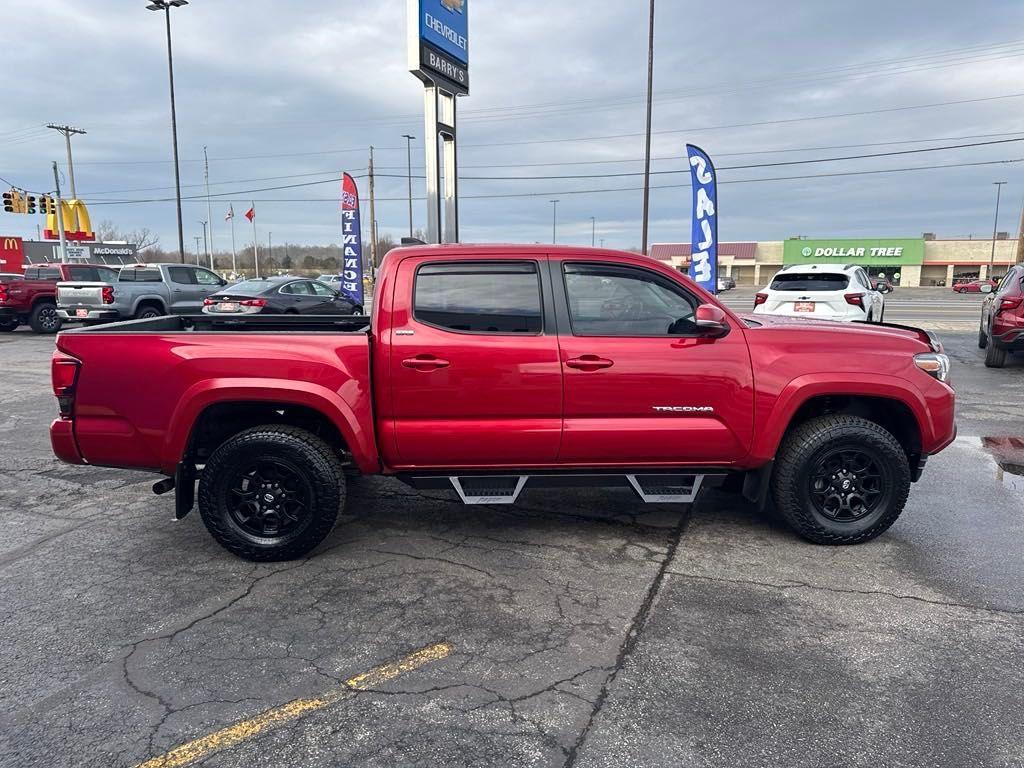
[227,458,313,538]
[808,448,886,522]
[30,303,61,333]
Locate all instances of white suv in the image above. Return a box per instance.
[753,263,884,323]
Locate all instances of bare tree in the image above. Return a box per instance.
[96,219,160,251]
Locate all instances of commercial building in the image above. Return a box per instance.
[650,236,1021,287]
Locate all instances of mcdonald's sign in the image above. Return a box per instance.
[43,199,95,242]
[0,236,25,274]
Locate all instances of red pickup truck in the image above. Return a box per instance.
[49,244,956,561]
[0,263,119,333]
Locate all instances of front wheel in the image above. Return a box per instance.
[771,415,910,545]
[198,425,346,561]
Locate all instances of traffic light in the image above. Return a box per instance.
[3,189,25,214]
[25,195,36,214]
[37,195,54,215]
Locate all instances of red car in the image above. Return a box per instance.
[0,262,119,333]
[953,278,997,293]
[978,264,1024,367]
[49,244,956,560]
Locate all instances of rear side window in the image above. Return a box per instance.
[66,266,115,282]
[167,266,196,285]
[119,267,163,282]
[26,267,61,280]
[414,262,542,334]
[770,273,849,291]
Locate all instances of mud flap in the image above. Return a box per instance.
[175,462,196,519]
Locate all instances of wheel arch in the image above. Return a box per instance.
[164,381,379,476]
[132,296,167,315]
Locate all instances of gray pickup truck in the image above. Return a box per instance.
[57,263,228,322]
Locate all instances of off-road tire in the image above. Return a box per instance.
[771,415,910,545]
[984,334,1007,368]
[198,425,346,561]
[29,302,61,333]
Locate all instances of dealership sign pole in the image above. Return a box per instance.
[340,173,366,309]
[686,144,717,294]
[408,0,468,244]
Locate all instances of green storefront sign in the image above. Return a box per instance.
[783,238,924,266]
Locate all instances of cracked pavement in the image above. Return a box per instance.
[1,329,1022,767]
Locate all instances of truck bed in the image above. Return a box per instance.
[55,314,377,475]
[59,313,372,334]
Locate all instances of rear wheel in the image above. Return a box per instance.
[0,320,17,332]
[29,302,60,333]
[772,415,910,545]
[198,425,345,561]
[135,305,163,320]
[978,320,988,349]
[352,305,364,315]
[984,332,1007,368]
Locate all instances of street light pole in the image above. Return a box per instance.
[990,181,1008,281]
[402,134,415,238]
[46,124,86,199]
[199,220,208,267]
[640,0,655,256]
[550,200,560,244]
[590,216,596,247]
[147,0,189,264]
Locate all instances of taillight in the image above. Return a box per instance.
[51,352,81,419]
[844,293,865,307]
[101,286,114,304]
[0,282,7,305]
[997,296,1023,313]
[754,293,768,307]
[240,299,267,307]
[203,298,215,306]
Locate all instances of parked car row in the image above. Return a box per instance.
[978,264,1024,368]
[0,262,363,334]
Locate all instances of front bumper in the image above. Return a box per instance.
[57,307,121,322]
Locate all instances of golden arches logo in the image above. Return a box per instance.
[46,199,94,241]
[2,238,20,251]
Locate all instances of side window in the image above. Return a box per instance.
[414,261,542,334]
[563,263,698,336]
[282,281,313,295]
[119,268,162,283]
[167,266,196,285]
[66,266,102,281]
[859,269,871,288]
[311,281,335,297]
[996,270,1016,294]
[24,268,39,279]
[34,267,60,280]
[194,268,221,286]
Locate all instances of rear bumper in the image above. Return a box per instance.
[57,307,120,321]
[993,328,1024,349]
[50,418,85,465]
[0,307,19,321]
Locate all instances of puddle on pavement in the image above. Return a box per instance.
[981,436,1024,494]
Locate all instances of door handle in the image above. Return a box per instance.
[402,355,450,371]
[565,355,614,371]
[172,288,183,293]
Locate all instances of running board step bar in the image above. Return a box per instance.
[409,473,722,505]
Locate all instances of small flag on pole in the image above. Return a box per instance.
[244,205,255,222]
[225,205,234,221]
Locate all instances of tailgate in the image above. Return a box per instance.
[57,282,108,307]
[764,291,849,317]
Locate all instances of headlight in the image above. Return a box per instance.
[914,352,950,382]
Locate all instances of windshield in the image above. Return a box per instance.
[220,279,276,296]
[770,273,849,292]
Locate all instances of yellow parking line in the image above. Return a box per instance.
[135,641,454,768]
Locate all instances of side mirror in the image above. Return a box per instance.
[980,284,993,294]
[694,303,730,338]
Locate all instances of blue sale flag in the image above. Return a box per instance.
[686,144,718,294]
[340,173,365,307]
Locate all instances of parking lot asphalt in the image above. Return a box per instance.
[1,319,1022,768]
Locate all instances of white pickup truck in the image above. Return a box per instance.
[57,263,228,322]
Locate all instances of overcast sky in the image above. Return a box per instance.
[3,0,1024,255]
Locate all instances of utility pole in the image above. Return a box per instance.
[590,216,596,247]
[51,162,68,263]
[199,220,208,267]
[368,146,378,268]
[146,0,189,264]
[550,200,560,244]
[46,124,86,199]
[640,0,656,256]
[268,231,273,268]
[989,181,1007,280]
[402,134,415,238]
[204,146,214,269]
[1015,193,1024,265]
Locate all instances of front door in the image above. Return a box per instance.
[387,257,562,468]
[556,261,754,464]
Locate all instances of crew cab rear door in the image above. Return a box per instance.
[384,255,562,467]
[553,259,754,464]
